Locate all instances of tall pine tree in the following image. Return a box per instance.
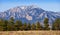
[36,22,42,30]
[44,18,50,30]
[31,23,36,30]
[52,18,60,30]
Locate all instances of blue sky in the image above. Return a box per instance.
[0,0,60,12]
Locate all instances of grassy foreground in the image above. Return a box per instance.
[0,31,60,35]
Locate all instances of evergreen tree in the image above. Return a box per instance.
[3,20,8,31]
[22,22,27,30]
[15,20,22,31]
[36,22,42,30]
[7,17,15,31]
[44,18,50,30]
[31,23,36,30]
[0,19,4,31]
[18,20,23,30]
[14,20,19,31]
[52,18,60,30]
[27,22,31,30]
[9,17,14,24]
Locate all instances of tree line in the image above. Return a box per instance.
[0,17,60,31]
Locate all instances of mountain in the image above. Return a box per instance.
[0,5,60,25]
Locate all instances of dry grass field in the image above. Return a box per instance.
[0,31,60,35]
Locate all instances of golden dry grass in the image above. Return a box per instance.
[0,31,60,35]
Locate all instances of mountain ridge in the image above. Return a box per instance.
[0,5,60,25]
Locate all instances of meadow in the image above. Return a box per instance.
[0,31,60,35]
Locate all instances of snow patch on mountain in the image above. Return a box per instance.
[26,14,32,20]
